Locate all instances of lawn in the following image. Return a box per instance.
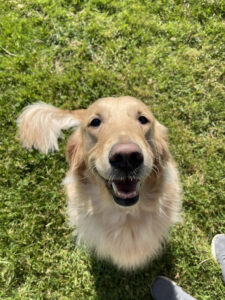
[0,0,224,299]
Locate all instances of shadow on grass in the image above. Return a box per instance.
[89,242,178,300]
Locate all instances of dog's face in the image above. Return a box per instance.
[68,96,169,207]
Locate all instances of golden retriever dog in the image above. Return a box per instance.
[17,96,181,270]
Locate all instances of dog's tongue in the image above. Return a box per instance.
[114,179,137,193]
[112,179,140,199]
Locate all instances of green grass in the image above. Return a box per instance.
[0,0,225,299]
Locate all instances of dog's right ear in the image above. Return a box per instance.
[66,128,85,171]
[17,102,85,154]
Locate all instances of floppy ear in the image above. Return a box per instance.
[17,102,85,153]
[152,120,170,166]
[66,127,85,171]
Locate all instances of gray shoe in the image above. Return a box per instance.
[151,276,197,300]
[211,234,225,284]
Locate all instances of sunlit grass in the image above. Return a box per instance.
[0,0,224,299]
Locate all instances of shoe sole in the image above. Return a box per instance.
[150,276,176,295]
[211,234,224,261]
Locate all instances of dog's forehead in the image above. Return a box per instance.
[87,96,150,115]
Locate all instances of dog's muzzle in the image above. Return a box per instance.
[108,142,143,206]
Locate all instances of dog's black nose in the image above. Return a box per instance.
[109,143,143,171]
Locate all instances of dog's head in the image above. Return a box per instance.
[67,96,170,207]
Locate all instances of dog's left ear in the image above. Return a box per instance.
[152,120,170,166]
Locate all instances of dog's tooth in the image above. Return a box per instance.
[112,182,118,194]
[136,181,141,192]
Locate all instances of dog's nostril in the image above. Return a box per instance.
[109,153,124,169]
[130,152,144,168]
[109,143,143,171]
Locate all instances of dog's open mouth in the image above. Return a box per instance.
[110,179,140,207]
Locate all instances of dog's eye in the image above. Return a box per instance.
[89,118,101,127]
[138,116,149,125]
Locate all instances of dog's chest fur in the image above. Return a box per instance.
[65,163,180,270]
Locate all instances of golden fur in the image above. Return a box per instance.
[17,96,181,270]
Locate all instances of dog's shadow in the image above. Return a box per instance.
[88,242,178,300]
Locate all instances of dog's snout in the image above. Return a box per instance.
[109,143,143,171]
